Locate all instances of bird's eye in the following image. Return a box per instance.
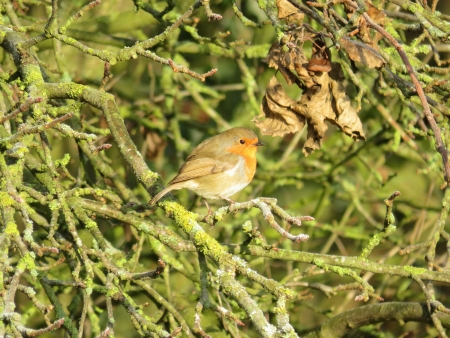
[239,139,245,144]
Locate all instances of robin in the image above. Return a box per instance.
[149,127,264,210]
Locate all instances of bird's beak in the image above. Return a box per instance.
[254,140,265,146]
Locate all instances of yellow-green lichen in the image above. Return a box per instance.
[55,153,71,167]
[49,200,60,211]
[194,231,226,262]
[164,201,198,233]
[5,222,20,236]
[313,258,325,269]
[142,170,160,183]
[106,286,119,298]
[333,267,347,277]
[94,189,104,196]
[406,3,422,13]
[21,64,45,87]
[385,22,402,40]
[54,82,85,99]
[23,228,33,243]
[17,252,36,272]
[403,266,427,275]
[85,277,93,295]
[0,192,15,207]
[84,218,97,229]
[272,305,287,315]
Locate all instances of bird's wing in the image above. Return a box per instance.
[169,156,238,184]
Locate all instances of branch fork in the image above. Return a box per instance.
[198,197,313,242]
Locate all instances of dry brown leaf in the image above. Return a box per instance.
[295,63,365,156]
[342,0,357,16]
[343,0,386,45]
[306,58,332,73]
[276,0,304,25]
[366,2,386,46]
[367,2,386,23]
[340,37,385,69]
[254,76,306,137]
[306,39,332,73]
[264,40,307,86]
[256,35,366,156]
[145,130,166,160]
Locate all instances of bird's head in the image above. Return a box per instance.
[222,127,265,158]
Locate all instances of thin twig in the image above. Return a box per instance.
[0,97,43,123]
[59,0,102,34]
[198,197,312,242]
[15,318,65,337]
[201,0,222,20]
[413,276,449,338]
[363,13,450,185]
[99,61,112,91]
[132,259,166,280]
[77,291,89,338]
[0,112,74,145]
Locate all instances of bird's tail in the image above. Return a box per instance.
[149,186,175,205]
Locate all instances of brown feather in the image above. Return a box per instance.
[169,155,238,184]
[149,185,176,205]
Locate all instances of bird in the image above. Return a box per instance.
[149,127,264,210]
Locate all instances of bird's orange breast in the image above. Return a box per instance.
[226,138,259,182]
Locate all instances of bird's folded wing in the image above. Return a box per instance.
[169,157,237,184]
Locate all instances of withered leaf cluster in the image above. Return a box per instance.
[338,0,386,68]
[276,0,304,25]
[339,37,385,69]
[255,33,366,156]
